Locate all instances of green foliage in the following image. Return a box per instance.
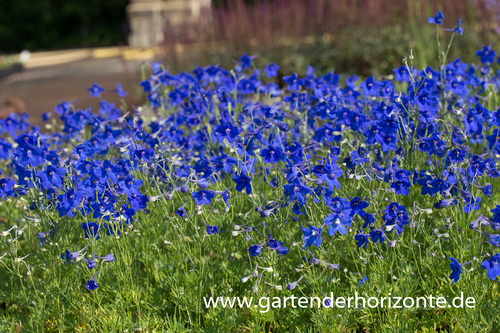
[0,0,129,53]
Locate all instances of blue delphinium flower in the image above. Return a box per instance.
[67,244,89,261]
[85,271,99,290]
[86,251,97,269]
[191,189,215,205]
[239,54,256,69]
[57,189,85,217]
[359,76,380,96]
[476,45,496,64]
[369,229,385,244]
[0,178,15,198]
[434,198,456,209]
[97,254,115,262]
[265,63,280,78]
[233,173,252,194]
[355,233,370,249]
[444,19,463,35]
[214,121,240,142]
[267,239,289,255]
[301,225,322,249]
[248,241,266,256]
[283,73,304,91]
[481,254,500,281]
[428,10,444,25]
[283,180,312,205]
[114,83,128,97]
[349,197,369,215]
[323,210,352,236]
[448,257,462,283]
[118,176,143,197]
[318,164,343,190]
[82,222,101,240]
[37,165,66,190]
[201,218,218,235]
[287,275,304,290]
[473,229,500,247]
[87,83,104,98]
[176,200,188,218]
[260,143,284,164]
[358,276,368,287]
[462,196,481,214]
[390,173,412,196]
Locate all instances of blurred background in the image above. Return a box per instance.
[0,0,499,126]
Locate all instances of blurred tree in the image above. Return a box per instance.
[0,0,129,53]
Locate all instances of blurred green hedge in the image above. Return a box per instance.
[0,0,129,53]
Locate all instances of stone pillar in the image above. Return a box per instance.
[127,0,211,48]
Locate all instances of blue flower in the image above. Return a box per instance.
[82,222,101,240]
[248,242,266,256]
[301,225,322,249]
[462,197,481,214]
[0,178,15,198]
[87,83,104,98]
[369,229,385,244]
[114,83,128,97]
[390,176,412,196]
[434,198,456,209]
[265,63,280,78]
[481,254,500,281]
[286,275,304,290]
[214,121,240,142]
[283,73,304,91]
[37,165,66,190]
[191,189,215,205]
[318,164,343,190]
[283,180,312,205]
[444,19,463,35]
[448,257,462,283]
[85,271,99,290]
[118,176,143,197]
[355,233,369,249]
[176,201,188,218]
[86,251,97,269]
[260,144,284,164]
[96,254,115,262]
[428,10,444,25]
[267,239,289,255]
[56,189,85,217]
[359,76,380,96]
[476,45,496,64]
[239,54,256,69]
[233,173,252,195]
[324,210,352,236]
[201,218,218,235]
[349,197,369,215]
[358,276,368,287]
